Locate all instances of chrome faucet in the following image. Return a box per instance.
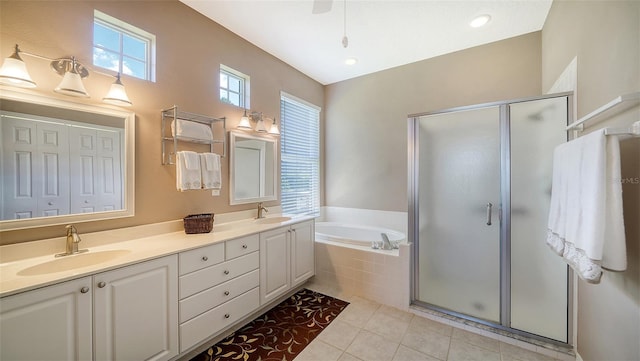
[256,202,268,219]
[56,225,87,257]
[380,233,394,250]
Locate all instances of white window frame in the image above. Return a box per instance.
[93,10,156,82]
[219,64,250,108]
[280,91,320,216]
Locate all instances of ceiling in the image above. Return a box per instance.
[180,0,553,85]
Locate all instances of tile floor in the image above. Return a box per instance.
[298,283,573,361]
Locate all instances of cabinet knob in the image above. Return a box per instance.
[224,290,230,296]
[97,281,106,288]
[242,244,248,249]
[48,201,53,206]
[224,313,230,319]
[84,200,89,204]
[202,256,208,262]
[223,270,230,275]
[80,286,90,294]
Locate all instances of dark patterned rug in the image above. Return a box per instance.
[190,288,349,361]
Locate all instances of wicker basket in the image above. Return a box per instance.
[183,213,214,234]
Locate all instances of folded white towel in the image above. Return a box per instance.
[546,129,626,283]
[176,151,202,191]
[200,153,221,190]
[171,119,213,141]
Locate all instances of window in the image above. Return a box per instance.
[280,92,320,216]
[220,65,250,108]
[93,10,155,81]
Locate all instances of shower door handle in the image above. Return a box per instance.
[486,202,493,226]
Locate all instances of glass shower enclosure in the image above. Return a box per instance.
[408,94,571,343]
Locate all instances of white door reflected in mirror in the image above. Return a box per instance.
[0,87,135,231]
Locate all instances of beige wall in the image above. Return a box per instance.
[324,32,542,212]
[0,0,324,244]
[542,1,639,360]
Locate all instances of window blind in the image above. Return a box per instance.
[280,93,320,216]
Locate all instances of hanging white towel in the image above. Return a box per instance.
[176,151,202,191]
[171,119,213,141]
[546,129,626,283]
[200,153,221,190]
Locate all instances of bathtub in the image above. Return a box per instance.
[315,222,405,249]
[312,221,411,310]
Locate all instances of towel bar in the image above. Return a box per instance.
[604,120,640,137]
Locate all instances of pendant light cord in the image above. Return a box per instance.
[342,0,349,48]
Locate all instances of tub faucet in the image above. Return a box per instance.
[380,233,394,250]
[256,202,268,219]
[56,225,87,257]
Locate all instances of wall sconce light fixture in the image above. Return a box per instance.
[102,73,132,106]
[51,57,90,97]
[238,109,252,129]
[238,109,279,136]
[268,118,280,135]
[0,44,133,106]
[0,45,36,88]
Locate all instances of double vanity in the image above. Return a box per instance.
[0,215,315,361]
[0,78,310,361]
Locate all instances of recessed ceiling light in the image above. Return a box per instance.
[470,14,491,28]
[345,57,357,65]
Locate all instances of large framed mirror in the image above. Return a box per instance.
[0,87,135,231]
[229,130,277,205]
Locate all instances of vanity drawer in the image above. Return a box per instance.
[179,251,259,299]
[179,242,225,276]
[226,234,259,260]
[179,287,260,352]
[179,269,259,322]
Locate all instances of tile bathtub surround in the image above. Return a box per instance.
[300,284,574,361]
[313,241,411,311]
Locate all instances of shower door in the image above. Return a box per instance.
[414,106,502,322]
[410,95,570,342]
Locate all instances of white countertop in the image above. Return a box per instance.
[0,214,313,298]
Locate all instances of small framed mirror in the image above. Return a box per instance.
[0,87,135,231]
[229,130,277,205]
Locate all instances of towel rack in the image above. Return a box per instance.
[604,120,640,137]
[566,92,640,134]
[161,106,226,165]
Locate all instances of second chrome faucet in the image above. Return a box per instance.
[256,202,268,219]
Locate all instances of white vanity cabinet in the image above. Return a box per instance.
[290,220,315,287]
[0,255,178,361]
[0,277,93,361]
[0,217,315,361]
[178,234,260,353]
[259,226,290,304]
[260,219,315,305]
[93,255,178,361]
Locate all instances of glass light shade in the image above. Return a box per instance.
[0,56,36,88]
[268,119,280,135]
[255,119,267,133]
[103,75,132,106]
[55,71,89,97]
[238,114,252,129]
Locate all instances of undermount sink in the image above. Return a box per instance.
[18,250,131,276]
[254,216,292,224]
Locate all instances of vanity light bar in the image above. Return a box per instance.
[0,44,133,106]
